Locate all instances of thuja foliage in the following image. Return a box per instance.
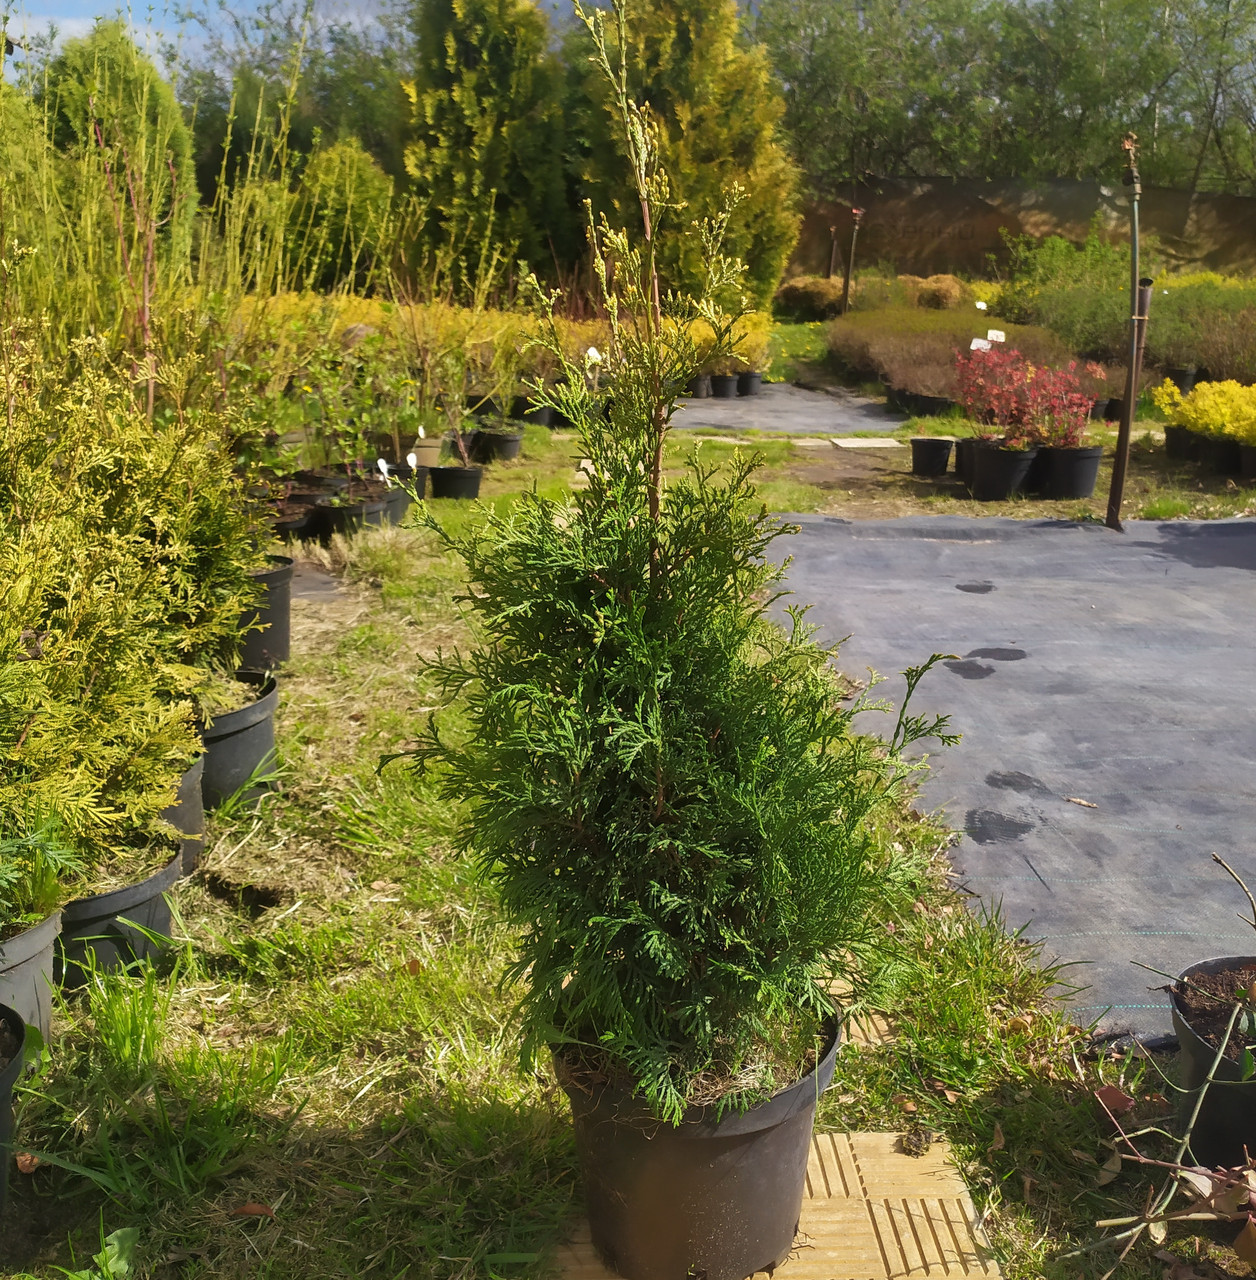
[400,0,953,1123]
[0,816,83,935]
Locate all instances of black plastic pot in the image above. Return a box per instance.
[954,437,978,487]
[239,556,293,672]
[970,442,1038,501]
[315,496,388,538]
[1241,444,1256,483]
[910,437,953,477]
[58,854,181,990]
[1166,366,1198,395]
[882,382,904,413]
[560,1025,839,1280]
[737,371,763,397]
[271,510,311,541]
[902,391,954,417]
[1039,445,1104,500]
[294,470,349,492]
[0,913,61,1043]
[429,466,483,500]
[1200,435,1242,476]
[160,756,205,876]
[385,488,413,525]
[1163,423,1199,460]
[1103,396,1123,421]
[378,462,428,501]
[709,374,738,398]
[468,429,524,464]
[685,375,711,399]
[0,1004,25,1219]
[511,396,553,426]
[1171,956,1256,1167]
[201,673,279,809]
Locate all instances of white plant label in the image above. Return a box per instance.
[376,457,389,476]
[975,300,989,311]
[987,329,1006,343]
[406,451,418,469]
[970,337,992,351]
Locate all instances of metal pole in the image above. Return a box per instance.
[1106,138,1150,533]
[840,207,863,316]
[827,225,838,279]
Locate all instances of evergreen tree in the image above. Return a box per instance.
[404,0,573,286]
[570,0,801,308]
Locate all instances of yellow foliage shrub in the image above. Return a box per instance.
[1152,378,1256,443]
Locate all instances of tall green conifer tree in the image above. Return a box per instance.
[570,0,800,308]
[404,0,572,285]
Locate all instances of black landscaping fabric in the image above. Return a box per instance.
[780,516,1256,1044]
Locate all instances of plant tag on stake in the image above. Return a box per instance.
[970,337,992,352]
[406,452,418,469]
[987,329,1006,343]
[377,457,392,487]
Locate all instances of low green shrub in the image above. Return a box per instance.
[774,275,846,321]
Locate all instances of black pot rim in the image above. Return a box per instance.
[203,673,279,740]
[62,853,182,922]
[0,911,63,969]
[560,1019,841,1139]
[1041,444,1104,458]
[431,464,484,475]
[0,1003,26,1087]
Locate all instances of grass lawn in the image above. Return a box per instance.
[4,423,1249,1280]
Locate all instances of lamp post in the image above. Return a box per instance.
[839,207,864,316]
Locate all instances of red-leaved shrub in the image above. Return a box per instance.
[954,347,1098,446]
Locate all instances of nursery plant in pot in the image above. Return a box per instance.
[197,670,280,809]
[58,834,182,990]
[1029,363,1104,500]
[1154,379,1256,481]
[238,555,294,672]
[0,817,82,1042]
[393,14,954,1276]
[954,345,1040,501]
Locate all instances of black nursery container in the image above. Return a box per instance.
[1171,956,1256,1168]
[510,396,554,426]
[970,442,1038,501]
[468,429,524,464]
[954,437,977,487]
[737,371,763,397]
[1040,445,1104,500]
[57,854,181,989]
[910,437,953,477]
[160,756,205,876]
[239,556,293,671]
[685,374,712,398]
[559,1025,839,1280]
[0,1004,25,1220]
[0,913,61,1044]
[709,374,738,398]
[201,673,279,809]
[429,467,483,500]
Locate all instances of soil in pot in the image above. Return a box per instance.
[429,466,483,500]
[201,672,279,809]
[468,429,524,465]
[737,371,762,397]
[685,374,711,398]
[1040,445,1104,500]
[293,469,350,492]
[557,1025,840,1280]
[970,442,1038,501]
[239,555,293,671]
[0,1006,25,1219]
[1171,957,1256,1167]
[57,851,181,990]
[160,756,205,876]
[709,374,738,398]
[909,437,953,477]
[0,913,61,1044]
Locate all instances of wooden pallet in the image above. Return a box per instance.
[558,1131,999,1280]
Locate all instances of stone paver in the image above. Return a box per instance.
[675,383,904,435]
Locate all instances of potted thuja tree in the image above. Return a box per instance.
[394,6,954,1277]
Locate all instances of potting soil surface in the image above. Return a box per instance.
[779,515,1256,1044]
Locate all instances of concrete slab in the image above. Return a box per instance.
[676,383,904,436]
[780,516,1256,1043]
[558,1132,997,1280]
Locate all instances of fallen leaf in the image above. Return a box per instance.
[1148,1219,1168,1244]
[1234,1216,1256,1266]
[1065,796,1098,808]
[1178,1168,1214,1199]
[406,958,422,977]
[1021,1172,1036,1200]
[15,1153,39,1174]
[1097,1151,1122,1185]
[1095,1085,1136,1117]
[1070,1148,1096,1164]
[370,880,389,890]
[1007,1015,1033,1034]
[891,1094,918,1114]
[988,1122,1005,1153]
[229,1203,275,1221]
